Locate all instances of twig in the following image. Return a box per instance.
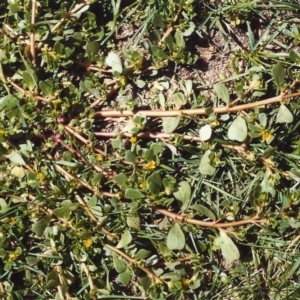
[8,79,53,102]
[81,262,95,291]
[64,125,142,168]
[64,125,105,155]
[104,243,163,283]
[37,1,90,51]
[134,65,157,75]
[94,131,247,153]
[73,61,111,73]
[57,285,65,300]
[94,92,300,118]
[2,24,26,40]
[229,86,255,107]
[153,205,264,228]
[74,61,157,76]
[2,192,118,244]
[74,192,117,240]
[56,266,72,300]
[38,1,90,68]
[94,131,198,140]
[62,142,107,174]
[53,161,117,198]
[0,282,5,294]
[151,255,194,267]
[90,84,119,109]
[159,6,182,45]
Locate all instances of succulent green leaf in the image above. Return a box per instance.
[219,230,240,263]
[276,104,293,123]
[135,249,151,260]
[23,71,37,90]
[113,254,127,273]
[135,79,146,88]
[0,198,8,212]
[26,256,39,266]
[174,31,185,48]
[86,41,99,61]
[199,124,212,141]
[190,204,216,221]
[11,166,25,178]
[272,62,284,88]
[182,22,195,36]
[32,216,51,237]
[173,92,186,109]
[111,138,122,149]
[117,229,132,249]
[106,52,123,73]
[117,269,132,285]
[61,200,78,211]
[259,113,267,127]
[173,181,191,211]
[199,150,216,176]
[53,207,70,220]
[288,218,300,229]
[0,94,18,110]
[39,79,53,96]
[214,83,229,105]
[147,172,162,194]
[125,150,138,163]
[114,173,128,186]
[152,12,165,28]
[162,116,180,134]
[8,152,26,165]
[127,209,140,229]
[167,223,185,250]
[289,49,300,63]
[228,116,248,142]
[125,188,144,199]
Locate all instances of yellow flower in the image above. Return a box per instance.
[140,181,148,190]
[37,172,44,181]
[0,129,5,136]
[230,14,241,26]
[213,155,220,166]
[210,120,220,127]
[261,131,274,144]
[145,161,156,170]
[130,136,137,143]
[9,252,19,261]
[181,278,190,288]
[118,76,126,86]
[249,79,261,89]
[83,238,92,248]
[95,154,103,162]
[52,99,61,109]
[134,60,143,70]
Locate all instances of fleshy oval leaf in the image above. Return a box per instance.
[199,124,212,141]
[199,150,216,176]
[167,223,185,250]
[228,116,248,142]
[219,230,240,263]
[276,104,293,123]
[173,181,191,211]
[162,116,180,134]
[106,52,123,73]
[116,229,132,249]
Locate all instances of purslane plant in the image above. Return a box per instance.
[0,0,300,299]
